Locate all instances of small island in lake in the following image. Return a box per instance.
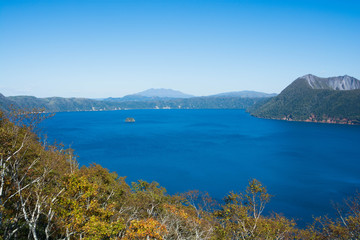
[125,117,135,123]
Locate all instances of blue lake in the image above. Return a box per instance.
[41,109,360,226]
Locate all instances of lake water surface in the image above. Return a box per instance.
[41,109,360,226]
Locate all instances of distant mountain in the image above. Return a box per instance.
[103,89,277,102]
[211,91,277,98]
[2,95,122,112]
[250,74,360,124]
[103,88,194,102]
[134,88,194,98]
[0,92,270,113]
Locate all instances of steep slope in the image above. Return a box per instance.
[304,74,360,90]
[250,75,360,124]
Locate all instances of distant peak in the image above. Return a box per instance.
[131,88,194,98]
[301,74,318,80]
[302,74,316,78]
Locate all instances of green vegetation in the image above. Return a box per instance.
[125,117,135,123]
[5,96,120,112]
[250,78,360,124]
[0,94,266,113]
[1,110,360,239]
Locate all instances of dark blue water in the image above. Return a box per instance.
[41,109,360,226]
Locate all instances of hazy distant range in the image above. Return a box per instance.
[0,89,276,113]
[2,74,360,125]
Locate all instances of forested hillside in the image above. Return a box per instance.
[0,94,18,112]
[4,96,120,112]
[0,94,266,113]
[250,75,360,124]
[1,110,360,239]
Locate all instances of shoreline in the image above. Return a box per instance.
[253,115,359,126]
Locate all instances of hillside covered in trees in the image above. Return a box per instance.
[1,110,360,239]
[250,75,360,124]
[0,93,267,113]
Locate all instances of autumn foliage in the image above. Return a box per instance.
[0,110,359,239]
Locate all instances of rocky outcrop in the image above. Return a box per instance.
[125,117,135,123]
[279,114,358,125]
[302,74,360,90]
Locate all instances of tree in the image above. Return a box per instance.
[301,192,360,239]
[0,110,73,239]
[55,172,125,239]
[214,179,296,239]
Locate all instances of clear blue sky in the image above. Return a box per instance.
[1,0,359,98]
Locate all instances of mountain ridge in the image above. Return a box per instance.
[250,74,360,124]
[4,75,359,125]
[102,88,276,102]
[301,74,360,90]
[0,90,273,113]
[132,88,194,98]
